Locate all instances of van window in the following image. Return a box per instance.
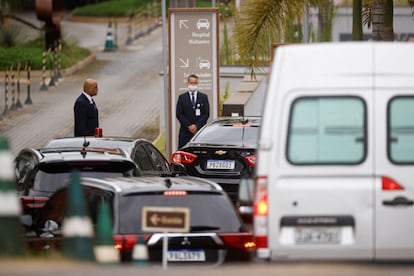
[388,96,414,163]
[287,96,366,164]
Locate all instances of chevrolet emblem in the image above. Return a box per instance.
[215,150,227,155]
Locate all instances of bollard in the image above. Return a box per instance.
[51,41,60,84]
[55,40,63,80]
[10,65,17,111]
[0,137,25,256]
[126,16,133,45]
[94,201,119,264]
[15,62,23,109]
[113,19,118,49]
[47,47,56,87]
[62,170,95,261]
[104,21,115,51]
[24,60,33,105]
[40,49,48,91]
[132,236,149,264]
[3,68,9,115]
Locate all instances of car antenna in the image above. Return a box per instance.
[164,178,172,188]
[83,136,90,148]
[242,114,248,125]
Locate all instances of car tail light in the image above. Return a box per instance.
[382,176,404,191]
[20,196,49,210]
[113,234,150,251]
[171,151,197,164]
[254,176,268,249]
[219,233,255,251]
[244,154,256,166]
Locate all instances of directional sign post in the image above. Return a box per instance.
[168,8,219,156]
[142,207,190,270]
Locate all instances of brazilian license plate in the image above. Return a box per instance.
[206,160,235,170]
[167,249,206,261]
[295,227,341,244]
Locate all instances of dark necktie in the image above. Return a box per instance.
[191,93,195,106]
[91,99,97,109]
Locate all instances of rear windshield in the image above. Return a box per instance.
[118,193,243,233]
[192,123,259,147]
[34,170,135,192]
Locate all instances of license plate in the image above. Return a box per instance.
[167,249,206,262]
[206,160,235,170]
[295,227,341,244]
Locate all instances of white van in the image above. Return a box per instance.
[254,42,414,261]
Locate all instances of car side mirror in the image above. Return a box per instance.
[170,162,187,176]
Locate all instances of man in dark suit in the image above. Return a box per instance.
[73,78,99,137]
[176,74,210,149]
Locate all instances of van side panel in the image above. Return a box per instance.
[374,44,414,260]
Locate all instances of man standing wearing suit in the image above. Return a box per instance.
[74,78,99,137]
[176,74,210,149]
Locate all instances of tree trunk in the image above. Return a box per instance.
[383,0,394,41]
[352,0,363,40]
[372,1,384,41]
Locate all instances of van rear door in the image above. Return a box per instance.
[266,92,375,260]
[374,44,414,260]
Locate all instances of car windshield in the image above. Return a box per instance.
[118,193,243,233]
[192,123,259,147]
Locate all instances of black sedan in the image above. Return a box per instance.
[171,116,260,204]
[14,147,140,216]
[28,176,255,264]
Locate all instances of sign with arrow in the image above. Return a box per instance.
[142,207,190,232]
[168,8,219,157]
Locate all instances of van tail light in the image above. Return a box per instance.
[113,234,150,251]
[382,176,404,191]
[171,151,197,164]
[254,176,268,249]
[244,154,256,166]
[219,233,256,251]
[20,196,49,210]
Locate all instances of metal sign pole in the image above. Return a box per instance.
[162,232,168,270]
[162,0,170,158]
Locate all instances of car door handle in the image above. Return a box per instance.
[383,196,414,206]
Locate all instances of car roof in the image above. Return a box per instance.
[208,116,261,127]
[42,136,151,154]
[80,176,223,195]
[17,147,135,163]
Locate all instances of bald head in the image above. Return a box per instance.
[83,78,98,96]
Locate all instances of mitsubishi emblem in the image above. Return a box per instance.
[181,236,191,245]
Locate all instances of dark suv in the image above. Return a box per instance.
[27,176,255,264]
[171,117,260,203]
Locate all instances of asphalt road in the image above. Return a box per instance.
[1,258,414,276]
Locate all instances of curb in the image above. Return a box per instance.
[0,53,96,81]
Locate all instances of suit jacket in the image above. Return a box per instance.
[176,91,210,148]
[74,93,99,137]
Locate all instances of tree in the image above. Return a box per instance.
[233,0,321,78]
[352,0,363,40]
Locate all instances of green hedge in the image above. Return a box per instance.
[71,0,156,17]
[0,39,90,71]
